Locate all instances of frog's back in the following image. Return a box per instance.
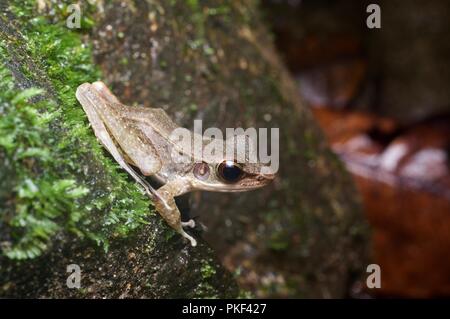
[126,105,227,165]
[126,106,179,137]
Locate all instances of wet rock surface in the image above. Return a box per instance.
[1,223,237,298]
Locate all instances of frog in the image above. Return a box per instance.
[75,81,275,247]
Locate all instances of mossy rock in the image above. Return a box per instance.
[0,0,237,298]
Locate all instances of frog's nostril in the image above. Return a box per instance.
[257,175,268,182]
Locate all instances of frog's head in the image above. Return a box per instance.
[189,135,276,192]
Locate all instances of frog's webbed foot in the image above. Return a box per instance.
[181,219,196,228]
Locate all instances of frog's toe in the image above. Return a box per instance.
[181,219,196,228]
[180,230,197,247]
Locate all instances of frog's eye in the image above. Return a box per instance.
[217,160,243,183]
[193,162,210,181]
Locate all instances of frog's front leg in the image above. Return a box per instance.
[154,179,197,247]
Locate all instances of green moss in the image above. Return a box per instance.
[179,0,231,57]
[193,282,218,299]
[11,0,97,30]
[192,259,221,298]
[237,289,254,299]
[200,260,217,279]
[0,1,153,260]
[0,69,85,259]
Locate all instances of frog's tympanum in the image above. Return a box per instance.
[76,82,275,246]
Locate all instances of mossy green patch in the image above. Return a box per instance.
[200,260,217,279]
[193,282,218,299]
[0,1,153,260]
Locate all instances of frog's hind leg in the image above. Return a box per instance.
[88,81,162,177]
[76,84,162,202]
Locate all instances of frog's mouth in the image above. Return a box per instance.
[196,173,275,192]
[237,173,276,190]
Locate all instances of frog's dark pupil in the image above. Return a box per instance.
[219,161,242,183]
